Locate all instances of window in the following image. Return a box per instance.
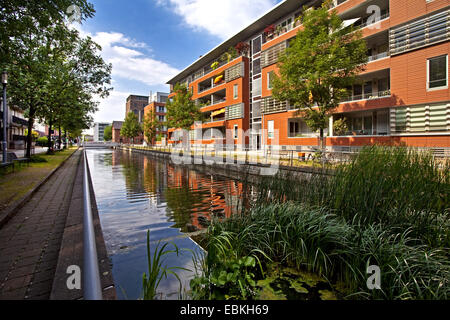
[428,55,447,89]
[267,71,274,89]
[252,36,262,54]
[233,84,238,99]
[253,78,262,97]
[234,125,238,139]
[267,120,274,139]
[253,58,261,75]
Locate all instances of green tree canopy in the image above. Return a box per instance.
[103,125,112,141]
[143,110,161,145]
[121,111,142,144]
[166,83,202,131]
[272,1,367,148]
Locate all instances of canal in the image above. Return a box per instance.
[86,149,248,300]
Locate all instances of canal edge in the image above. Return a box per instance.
[50,148,116,300]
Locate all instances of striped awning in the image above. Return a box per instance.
[212,108,226,117]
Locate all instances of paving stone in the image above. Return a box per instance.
[0,151,82,300]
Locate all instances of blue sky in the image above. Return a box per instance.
[77,0,282,125]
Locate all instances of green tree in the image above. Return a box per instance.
[8,24,111,156]
[103,125,112,141]
[272,1,367,149]
[143,110,161,145]
[121,111,142,144]
[166,83,202,131]
[0,0,95,68]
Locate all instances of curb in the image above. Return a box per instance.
[0,148,80,229]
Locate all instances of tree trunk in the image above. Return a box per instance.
[320,128,324,150]
[64,129,67,149]
[25,108,36,158]
[58,123,62,150]
[47,119,53,154]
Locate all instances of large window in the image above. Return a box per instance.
[288,119,314,137]
[253,58,261,75]
[428,55,448,90]
[267,120,274,139]
[253,78,262,97]
[252,36,261,54]
[233,84,238,99]
[267,71,274,90]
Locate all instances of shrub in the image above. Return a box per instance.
[36,137,48,147]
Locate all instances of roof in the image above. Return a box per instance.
[112,121,124,130]
[167,0,312,84]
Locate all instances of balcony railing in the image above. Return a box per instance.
[12,116,29,126]
[368,51,389,62]
[355,12,390,30]
[341,90,391,103]
[193,53,245,82]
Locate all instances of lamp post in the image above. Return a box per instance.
[2,71,8,164]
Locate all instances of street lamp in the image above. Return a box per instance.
[2,71,8,164]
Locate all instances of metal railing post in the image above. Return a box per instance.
[83,149,102,300]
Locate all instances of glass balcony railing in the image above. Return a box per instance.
[341,90,391,103]
[355,12,390,30]
[368,51,389,62]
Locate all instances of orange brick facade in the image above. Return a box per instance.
[167,0,450,151]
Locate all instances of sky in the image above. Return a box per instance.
[76,0,283,130]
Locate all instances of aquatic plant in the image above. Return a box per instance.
[142,230,188,300]
[191,146,450,300]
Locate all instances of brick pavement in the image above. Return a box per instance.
[0,150,82,300]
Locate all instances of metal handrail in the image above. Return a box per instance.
[83,149,102,300]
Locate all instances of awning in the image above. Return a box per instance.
[212,108,226,117]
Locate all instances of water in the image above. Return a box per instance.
[86,149,247,300]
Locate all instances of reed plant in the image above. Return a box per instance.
[192,146,449,300]
[142,230,188,300]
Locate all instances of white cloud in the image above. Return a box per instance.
[73,27,180,125]
[157,0,279,39]
[93,90,130,125]
[86,31,180,87]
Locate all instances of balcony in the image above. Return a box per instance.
[261,96,288,115]
[341,90,391,103]
[12,116,29,126]
[340,0,390,33]
[368,51,389,62]
[197,89,227,109]
[193,53,246,83]
[354,11,390,30]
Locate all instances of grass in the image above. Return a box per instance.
[0,147,78,211]
[191,146,450,300]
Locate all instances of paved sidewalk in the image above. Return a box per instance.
[0,150,82,300]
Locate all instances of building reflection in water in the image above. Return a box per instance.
[89,149,252,300]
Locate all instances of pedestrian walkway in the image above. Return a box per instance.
[0,150,82,300]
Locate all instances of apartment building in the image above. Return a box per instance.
[144,92,169,144]
[0,104,29,150]
[93,122,111,142]
[167,0,450,152]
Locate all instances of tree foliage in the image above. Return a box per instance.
[143,110,161,145]
[166,83,202,131]
[1,1,112,156]
[121,111,142,143]
[103,125,112,141]
[272,1,367,147]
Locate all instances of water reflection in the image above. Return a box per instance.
[86,149,249,300]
